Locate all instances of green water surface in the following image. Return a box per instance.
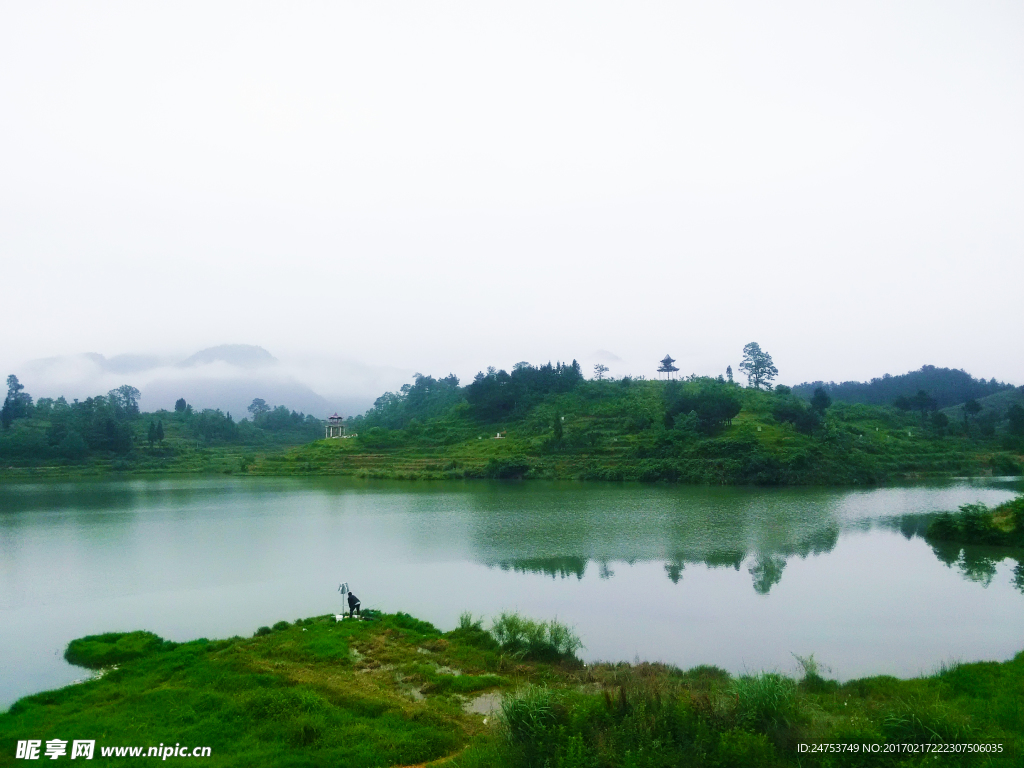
[1,476,1021,710]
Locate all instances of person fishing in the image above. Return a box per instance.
[347,590,361,618]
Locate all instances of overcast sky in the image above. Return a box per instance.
[2,1,1022,400]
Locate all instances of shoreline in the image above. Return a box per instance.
[2,610,1022,766]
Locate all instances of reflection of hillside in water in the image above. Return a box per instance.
[498,556,589,580]
[496,526,839,594]
[879,514,1024,594]
[472,489,843,595]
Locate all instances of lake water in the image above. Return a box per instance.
[1,477,1022,710]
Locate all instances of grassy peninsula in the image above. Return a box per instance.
[1,611,1021,767]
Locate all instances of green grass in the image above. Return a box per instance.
[1,613,507,768]
[3,611,1024,767]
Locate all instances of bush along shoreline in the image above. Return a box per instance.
[2,610,1022,766]
[927,496,1024,548]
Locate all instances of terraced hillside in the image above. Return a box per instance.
[259,376,1022,484]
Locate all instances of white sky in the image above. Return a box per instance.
[2,1,1022,397]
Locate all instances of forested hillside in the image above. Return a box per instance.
[4,353,1022,485]
[793,365,1012,409]
[0,375,322,472]
[278,358,1023,485]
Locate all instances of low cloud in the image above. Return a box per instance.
[14,345,414,419]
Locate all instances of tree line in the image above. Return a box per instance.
[792,365,1012,409]
[0,375,325,463]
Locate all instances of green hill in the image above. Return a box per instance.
[2,364,1021,485]
[268,366,1023,484]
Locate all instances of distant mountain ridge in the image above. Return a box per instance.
[20,345,333,418]
[178,345,277,369]
[793,365,1014,409]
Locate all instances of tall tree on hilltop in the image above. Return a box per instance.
[2,374,33,430]
[174,398,187,413]
[108,385,141,419]
[726,365,733,383]
[248,398,271,420]
[657,355,679,380]
[738,343,778,390]
[593,363,609,381]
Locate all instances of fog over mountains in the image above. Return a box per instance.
[18,345,406,419]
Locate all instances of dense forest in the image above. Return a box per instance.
[0,375,322,469]
[793,365,1012,409]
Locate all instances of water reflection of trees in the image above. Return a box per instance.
[748,555,787,595]
[497,556,588,580]
[886,514,1024,594]
[928,540,1021,589]
[495,525,839,595]
[497,520,1024,594]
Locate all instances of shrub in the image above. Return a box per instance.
[500,686,562,744]
[794,653,838,694]
[65,631,174,669]
[484,457,532,479]
[255,626,272,636]
[929,512,961,541]
[731,673,797,734]
[926,498,1024,546]
[491,612,583,662]
[272,620,290,631]
[446,612,499,651]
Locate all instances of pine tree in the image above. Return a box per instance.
[156,420,165,443]
[2,375,33,429]
[810,387,832,413]
[738,343,778,390]
[147,421,157,446]
[726,365,733,383]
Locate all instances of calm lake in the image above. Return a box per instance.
[1,477,1022,710]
